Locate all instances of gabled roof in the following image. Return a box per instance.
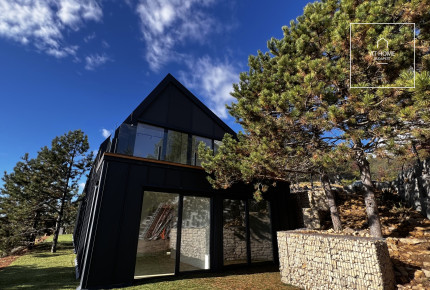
[121,73,236,139]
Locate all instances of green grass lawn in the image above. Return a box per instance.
[0,235,297,290]
[0,235,77,290]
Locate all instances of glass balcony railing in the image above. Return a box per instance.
[111,122,221,167]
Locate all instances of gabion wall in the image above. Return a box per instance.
[277,231,395,290]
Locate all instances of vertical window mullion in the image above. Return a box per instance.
[245,199,251,265]
[268,199,277,264]
[187,134,192,165]
[175,195,184,275]
[161,129,168,161]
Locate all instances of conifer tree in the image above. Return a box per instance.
[0,130,93,254]
[0,154,54,252]
[37,130,93,253]
[200,0,429,237]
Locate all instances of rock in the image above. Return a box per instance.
[10,246,25,255]
[399,238,425,245]
[423,269,430,278]
[414,270,424,279]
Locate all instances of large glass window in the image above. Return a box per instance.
[134,123,164,160]
[134,191,179,278]
[214,140,222,155]
[249,200,273,262]
[180,196,210,271]
[191,136,212,166]
[165,130,188,164]
[116,124,136,155]
[223,199,247,265]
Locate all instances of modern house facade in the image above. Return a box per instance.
[73,74,297,289]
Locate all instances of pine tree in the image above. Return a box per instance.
[200,0,430,237]
[0,154,54,253]
[0,130,93,254]
[37,130,93,253]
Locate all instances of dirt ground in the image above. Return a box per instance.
[335,190,430,289]
[0,235,49,271]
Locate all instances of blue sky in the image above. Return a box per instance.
[0,0,309,189]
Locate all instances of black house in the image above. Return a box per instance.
[73,74,296,289]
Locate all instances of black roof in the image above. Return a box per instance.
[121,73,236,139]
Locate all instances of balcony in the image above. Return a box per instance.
[105,123,221,167]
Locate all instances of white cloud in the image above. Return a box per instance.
[101,40,110,48]
[0,0,102,58]
[85,53,111,70]
[83,32,96,42]
[101,128,112,138]
[136,0,216,71]
[180,56,238,119]
[79,182,85,190]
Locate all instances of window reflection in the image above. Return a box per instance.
[134,123,164,160]
[191,136,212,166]
[249,200,273,262]
[180,196,210,271]
[214,140,222,155]
[165,130,188,164]
[116,122,220,167]
[116,124,136,155]
[135,191,179,278]
[223,199,247,265]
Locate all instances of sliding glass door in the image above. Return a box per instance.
[134,192,179,278]
[223,199,247,265]
[222,198,273,266]
[249,200,273,263]
[179,196,211,271]
[135,192,211,278]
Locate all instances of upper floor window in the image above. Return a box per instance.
[214,140,223,155]
[165,130,188,164]
[116,122,222,167]
[134,123,164,160]
[191,136,212,166]
[117,123,136,155]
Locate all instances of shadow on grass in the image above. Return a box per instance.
[31,241,74,253]
[133,263,280,287]
[0,265,78,290]
[31,253,62,258]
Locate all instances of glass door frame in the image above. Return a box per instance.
[134,189,214,279]
[221,198,275,267]
[221,198,251,266]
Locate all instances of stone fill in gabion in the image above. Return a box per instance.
[277,231,395,290]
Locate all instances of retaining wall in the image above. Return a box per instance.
[277,231,395,290]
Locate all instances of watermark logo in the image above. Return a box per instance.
[350,23,415,88]
[370,38,395,65]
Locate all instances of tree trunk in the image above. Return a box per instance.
[28,210,41,249]
[51,153,75,253]
[321,174,342,232]
[411,142,427,217]
[310,173,314,189]
[51,192,67,253]
[356,150,383,238]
